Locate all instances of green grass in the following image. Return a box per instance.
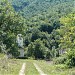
[0,59,39,75]
[35,60,75,75]
[0,59,75,75]
[25,60,39,75]
[0,53,5,58]
[0,59,24,75]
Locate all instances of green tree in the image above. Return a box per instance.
[0,0,25,57]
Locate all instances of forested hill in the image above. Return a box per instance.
[10,0,74,18]
[1,0,75,68]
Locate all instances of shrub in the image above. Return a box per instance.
[33,39,45,59]
[27,39,46,59]
[27,42,34,58]
[53,56,66,64]
[55,64,68,70]
[65,49,75,67]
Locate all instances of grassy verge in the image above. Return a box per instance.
[0,58,40,75]
[35,60,75,75]
[0,59,24,75]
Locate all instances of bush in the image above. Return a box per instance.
[27,42,34,57]
[45,51,51,60]
[33,39,46,59]
[55,64,68,70]
[53,56,66,64]
[27,39,46,59]
[65,49,75,67]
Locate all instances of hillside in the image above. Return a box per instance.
[11,0,74,18]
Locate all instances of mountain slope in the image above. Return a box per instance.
[10,0,74,18]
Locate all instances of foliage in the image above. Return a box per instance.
[65,49,75,67]
[10,0,74,18]
[53,56,66,64]
[27,39,46,59]
[0,0,25,57]
[55,13,75,67]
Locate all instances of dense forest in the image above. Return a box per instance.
[0,0,75,67]
[11,0,74,18]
